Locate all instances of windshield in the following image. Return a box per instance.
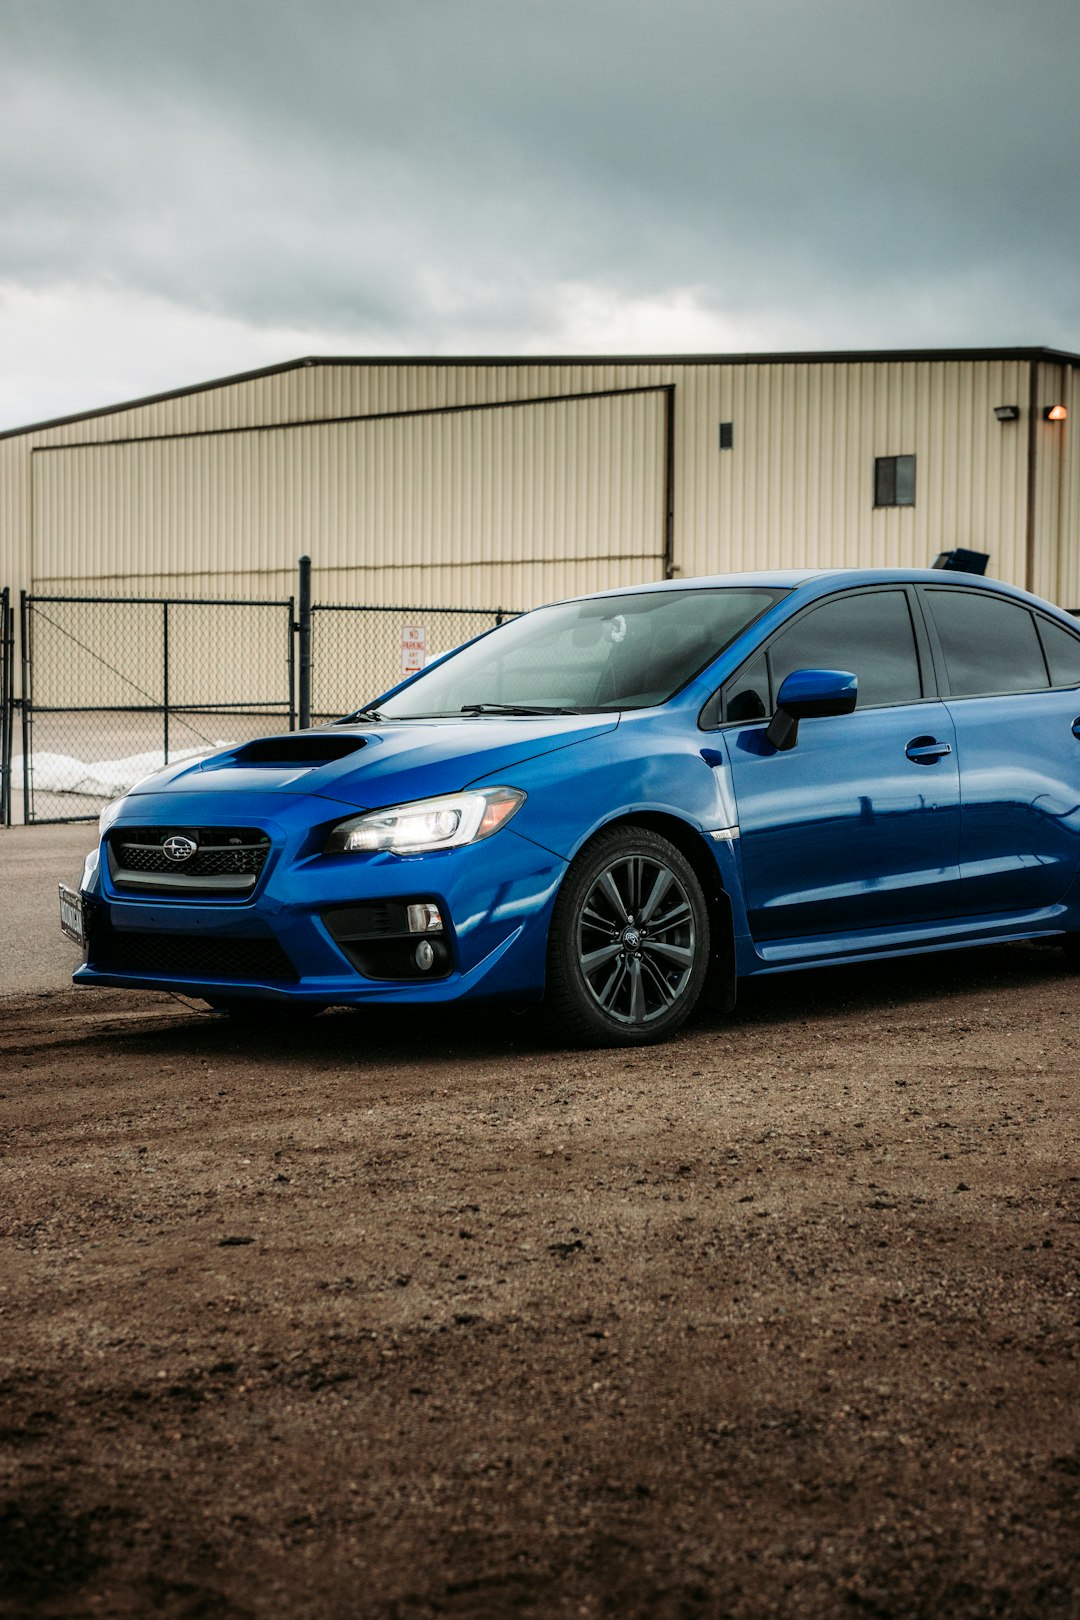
[376,587,784,718]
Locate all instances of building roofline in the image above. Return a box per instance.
[3,345,1079,442]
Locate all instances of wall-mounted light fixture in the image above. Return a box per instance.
[1044,404,1068,422]
[994,404,1020,421]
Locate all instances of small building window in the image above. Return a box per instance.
[875,454,916,508]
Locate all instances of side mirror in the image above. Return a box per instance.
[766,668,858,752]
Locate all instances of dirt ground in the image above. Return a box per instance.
[1,944,1078,1619]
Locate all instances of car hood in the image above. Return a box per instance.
[123,715,620,810]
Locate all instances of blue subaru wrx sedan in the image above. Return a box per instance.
[62,569,1080,1046]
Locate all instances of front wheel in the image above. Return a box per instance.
[545,827,710,1047]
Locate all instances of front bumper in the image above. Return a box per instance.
[73,790,566,1006]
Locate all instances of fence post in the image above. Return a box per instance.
[162,600,170,764]
[19,591,30,824]
[0,587,10,825]
[286,597,297,731]
[297,555,312,729]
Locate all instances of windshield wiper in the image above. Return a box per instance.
[335,707,388,724]
[459,702,584,716]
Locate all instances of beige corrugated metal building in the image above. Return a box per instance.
[2,346,1078,610]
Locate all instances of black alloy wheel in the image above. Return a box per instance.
[546,826,710,1047]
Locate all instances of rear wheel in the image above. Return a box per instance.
[546,826,710,1047]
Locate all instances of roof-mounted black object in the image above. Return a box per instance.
[932,549,990,575]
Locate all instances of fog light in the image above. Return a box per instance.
[415,939,436,971]
[406,902,444,933]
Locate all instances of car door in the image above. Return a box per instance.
[717,586,962,945]
[919,585,1080,915]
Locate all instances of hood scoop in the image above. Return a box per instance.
[225,734,368,767]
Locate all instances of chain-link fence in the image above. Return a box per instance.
[309,603,512,720]
[1,579,517,823]
[18,593,295,824]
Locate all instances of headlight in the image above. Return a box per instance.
[325,786,526,855]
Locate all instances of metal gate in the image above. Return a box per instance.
[18,592,295,824]
[5,573,516,824]
[0,587,13,826]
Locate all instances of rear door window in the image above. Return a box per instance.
[1036,617,1080,689]
[924,589,1049,697]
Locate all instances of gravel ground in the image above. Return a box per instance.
[0,824,94,996]
[1,944,1078,1619]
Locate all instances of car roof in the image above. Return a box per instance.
[573,567,1007,592]
[561,568,1068,614]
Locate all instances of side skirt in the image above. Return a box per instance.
[737,906,1071,977]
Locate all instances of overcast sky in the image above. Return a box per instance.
[2,0,1078,431]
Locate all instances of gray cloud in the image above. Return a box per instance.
[2,0,1079,398]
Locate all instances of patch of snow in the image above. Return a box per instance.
[11,745,233,799]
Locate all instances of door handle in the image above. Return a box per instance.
[905,737,952,764]
[1072,718,1080,739]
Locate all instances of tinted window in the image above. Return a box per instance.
[765,590,922,710]
[1037,617,1080,688]
[925,589,1049,697]
[723,654,769,722]
[380,588,783,716]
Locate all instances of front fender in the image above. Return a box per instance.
[483,709,738,862]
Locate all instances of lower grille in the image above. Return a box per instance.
[322,901,408,938]
[89,930,298,982]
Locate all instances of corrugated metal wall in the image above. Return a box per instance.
[29,387,668,610]
[673,357,1031,584]
[0,353,1073,613]
[1060,362,1080,611]
[1031,360,1079,610]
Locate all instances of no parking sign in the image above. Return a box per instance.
[400,624,427,676]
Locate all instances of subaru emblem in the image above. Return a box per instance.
[162,834,198,863]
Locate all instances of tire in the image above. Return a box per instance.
[545,826,711,1047]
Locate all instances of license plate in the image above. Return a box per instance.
[59,883,86,947]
